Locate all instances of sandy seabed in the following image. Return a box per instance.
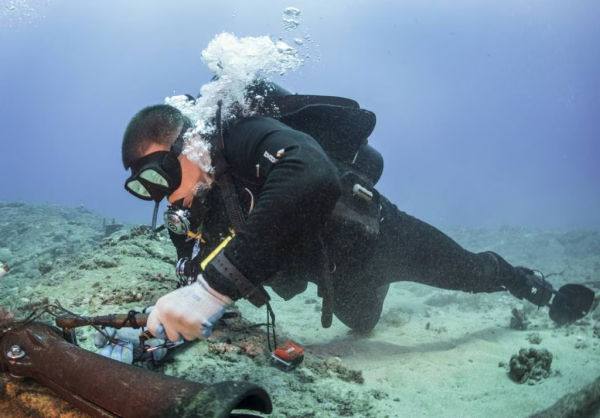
[0,201,599,417]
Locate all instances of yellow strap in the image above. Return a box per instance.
[200,235,233,270]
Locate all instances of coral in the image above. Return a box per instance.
[509,348,553,384]
[38,261,53,275]
[92,255,119,269]
[307,358,365,384]
[510,308,530,330]
[0,308,15,326]
[527,332,542,345]
[206,335,266,359]
[129,225,160,239]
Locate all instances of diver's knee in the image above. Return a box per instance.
[334,309,381,333]
[333,284,389,332]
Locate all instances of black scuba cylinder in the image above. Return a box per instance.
[351,143,384,186]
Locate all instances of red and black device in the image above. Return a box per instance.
[271,341,304,372]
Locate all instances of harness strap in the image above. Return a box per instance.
[214,101,246,232]
[207,101,270,308]
[317,235,334,328]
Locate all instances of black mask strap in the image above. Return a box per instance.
[171,117,192,156]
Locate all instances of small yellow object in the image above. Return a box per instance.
[187,231,205,242]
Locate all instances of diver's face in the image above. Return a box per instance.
[168,153,205,207]
[139,140,205,209]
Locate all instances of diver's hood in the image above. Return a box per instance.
[248,80,377,164]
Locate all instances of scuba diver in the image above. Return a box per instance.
[120,81,594,344]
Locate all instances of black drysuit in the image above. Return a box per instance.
[170,116,518,332]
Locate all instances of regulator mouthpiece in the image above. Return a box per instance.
[0,262,9,279]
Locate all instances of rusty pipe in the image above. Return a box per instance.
[0,322,272,418]
[55,313,149,329]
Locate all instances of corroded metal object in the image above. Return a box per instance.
[0,322,272,418]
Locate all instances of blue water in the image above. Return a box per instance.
[1,2,599,417]
[0,0,598,229]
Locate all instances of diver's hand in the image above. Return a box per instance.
[147,276,232,342]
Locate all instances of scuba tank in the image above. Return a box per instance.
[248,79,384,242]
[247,79,384,185]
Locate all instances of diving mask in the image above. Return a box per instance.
[124,117,192,203]
[124,118,192,229]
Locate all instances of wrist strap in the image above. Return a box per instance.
[211,251,270,307]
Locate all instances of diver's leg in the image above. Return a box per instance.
[333,283,390,332]
[369,196,520,294]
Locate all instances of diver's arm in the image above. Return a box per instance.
[202,116,341,301]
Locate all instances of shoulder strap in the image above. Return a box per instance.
[213,101,246,232]
[209,102,270,308]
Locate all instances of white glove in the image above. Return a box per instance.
[147,276,232,342]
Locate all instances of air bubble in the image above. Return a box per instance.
[2,0,49,27]
[282,7,301,31]
[166,32,302,138]
[283,7,301,17]
[283,18,300,30]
